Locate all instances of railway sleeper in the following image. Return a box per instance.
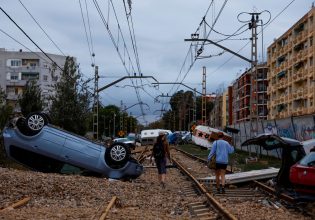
[189,201,218,219]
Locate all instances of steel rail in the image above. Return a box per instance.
[253,180,295,203]
[172,157,238,220]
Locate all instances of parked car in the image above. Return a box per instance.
[113,137,136,150]
[2,112,143,179]
[241,133,306,188]
[290,151,315,195]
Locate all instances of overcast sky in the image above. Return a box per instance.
[0,0,313,124]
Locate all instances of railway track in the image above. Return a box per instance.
[0,145,313,219]
[171,147,313,220]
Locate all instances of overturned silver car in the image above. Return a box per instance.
[2,112,143,179]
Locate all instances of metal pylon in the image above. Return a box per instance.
[93,66,99,139]
[202,66,207,125]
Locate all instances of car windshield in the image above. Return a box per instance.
[299,152,315,166]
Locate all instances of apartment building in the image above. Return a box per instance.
[209,90,229,130]
[267,7,315,119]
[231,63,268,124]
[0,48,67,112]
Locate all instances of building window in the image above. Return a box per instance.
[11,75,18,80]
[21,72,39,80]
[310,57,313,66]
[310,37,313,47]
[30,63,37,68]
[8,59,22,67]
[43,75,48,81]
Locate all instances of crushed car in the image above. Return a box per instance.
[241,133,306,189]
[290,151,315,195]
[2,112,143,180]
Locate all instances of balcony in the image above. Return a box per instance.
[6,93,19,100]
[6,79,26,87]
[278,78,288,87]
[302,108,309,115]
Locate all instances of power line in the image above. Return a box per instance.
[0,28,51,63]
[92,0,148,123]
[108,0,146,121]
[0,6,63,72]
[167,0,229,101]
[79,0,95,66]
[18,0,66,56]
[209,0,297,76]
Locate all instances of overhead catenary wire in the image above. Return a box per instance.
[0,28,52,64]
[108,0,146,122]
[0,6,96,99]
[169,0,229,97]
[161,0,228,116]
[92,0,148,123]
[209,0,296,76]
[0,6,64,72]
[18,0,66,57]
[79,0,95,66]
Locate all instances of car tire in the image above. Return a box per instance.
[105,142,131,169]
[26,112,48,135]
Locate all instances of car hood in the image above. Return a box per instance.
[241,133,302,150]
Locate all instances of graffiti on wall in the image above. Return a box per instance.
[276,118,294,138]
[262,120,277,134]
[293,116,315,141]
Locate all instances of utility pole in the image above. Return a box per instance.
[249,13,259,137]
[92,66,99,139]
[193,88,197,123]
[202,66,207,125]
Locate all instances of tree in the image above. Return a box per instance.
[18,80,43,117]
[0,87,13,131]
[49,56,92,136]
[163,90,194,131]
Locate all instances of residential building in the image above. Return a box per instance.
[209,91,228,130]
[0,48,67,112]
[231,63,268,124]
[267,7,315,119]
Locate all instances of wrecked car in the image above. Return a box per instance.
[290,151,315,195]
[2,112,143,179]
[241,133,306,188]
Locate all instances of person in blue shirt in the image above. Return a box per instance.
[208,132,234,193]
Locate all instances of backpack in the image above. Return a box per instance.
[153,142,165,159]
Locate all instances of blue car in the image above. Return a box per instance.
[2,112,143,179]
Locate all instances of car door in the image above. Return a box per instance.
[61,137,102,171]
[35,126,66,158]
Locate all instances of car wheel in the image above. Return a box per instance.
[105,142,131,169]
[26,112,48,134]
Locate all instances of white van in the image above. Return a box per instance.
[140,129,172,145]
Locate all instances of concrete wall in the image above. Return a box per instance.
[229,114,315,158]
